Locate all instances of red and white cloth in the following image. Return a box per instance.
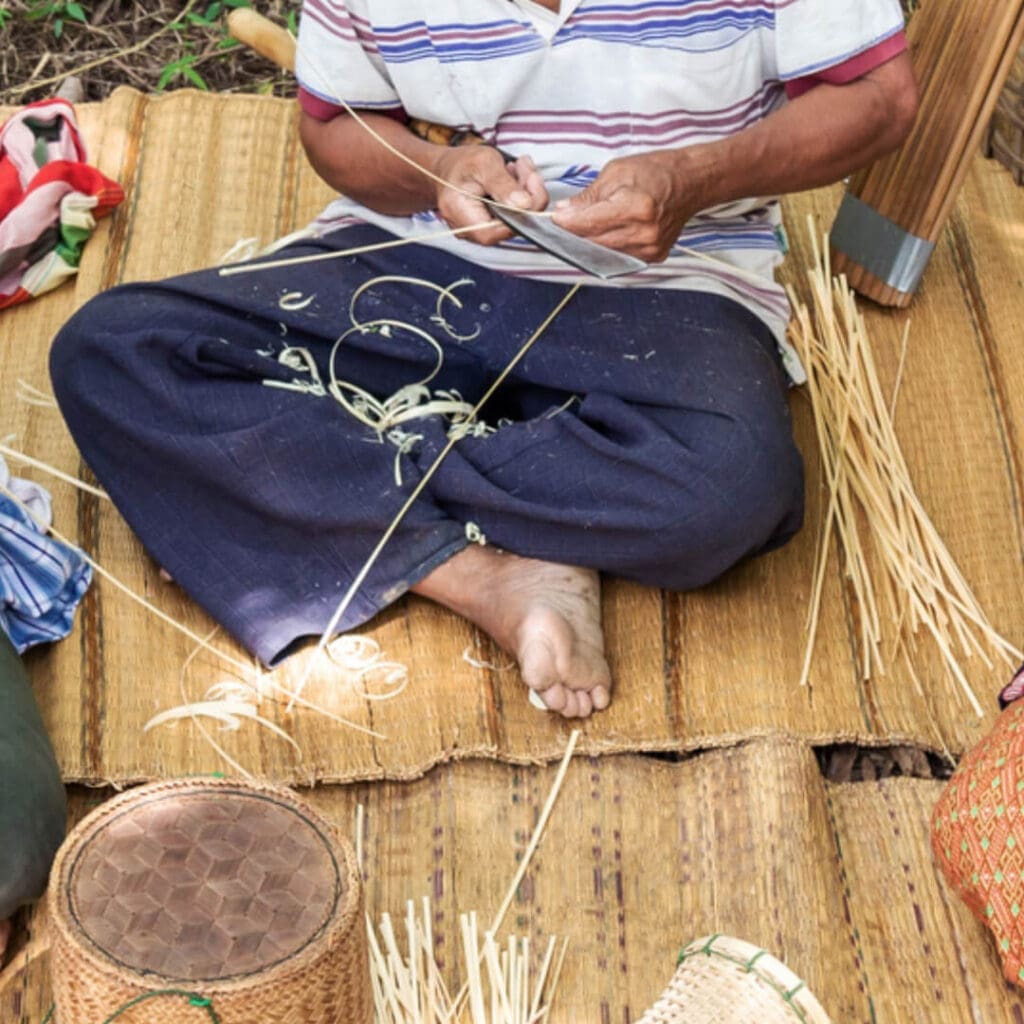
[0,97,123,311]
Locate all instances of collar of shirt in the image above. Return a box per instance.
[511,0,582,38]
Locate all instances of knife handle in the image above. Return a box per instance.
[408,119,517,163]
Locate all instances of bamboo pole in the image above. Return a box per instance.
[831,0,1024,307]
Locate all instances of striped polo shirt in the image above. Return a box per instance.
[295,1,906,377]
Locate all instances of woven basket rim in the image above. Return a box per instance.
[675,935,833,1023]
[48,777,364,995]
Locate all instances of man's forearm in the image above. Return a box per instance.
[299,109,444,216]
[551,52,919,261]
[677,55,920,213]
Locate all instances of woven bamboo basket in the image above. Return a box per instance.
[635,935,832,1024]
[47,778,371,1024]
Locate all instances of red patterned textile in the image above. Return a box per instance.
[932,702,1024,986]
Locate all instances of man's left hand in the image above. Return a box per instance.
[550,150,701,263]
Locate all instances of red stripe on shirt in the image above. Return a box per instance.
[785,31,908,100]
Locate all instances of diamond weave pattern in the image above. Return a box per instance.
[932,702,1024,986]
[68,790,339,981]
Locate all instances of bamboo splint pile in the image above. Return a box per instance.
[366,900,565,1024]
[789,223,1020,714]
[360,734,577,1022]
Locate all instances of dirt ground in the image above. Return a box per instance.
[2,0,926,109]
[1,1,300,106]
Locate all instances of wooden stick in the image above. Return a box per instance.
[217,220,505,277]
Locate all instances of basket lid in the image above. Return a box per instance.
[53,780,347,984]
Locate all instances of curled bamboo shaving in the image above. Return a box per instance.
[144,629,400,774]
[0,473,398,766]
[279,291,316,311]
[462,645,514,672]
[287,284,581,711]
[15,380,58,409]
[218,236,260,265]
[791,219,1020,716]
[144,690,302,757]
[267,274,494,487]
[326,634,409,701]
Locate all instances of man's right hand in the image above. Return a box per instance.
[431,147,548,246]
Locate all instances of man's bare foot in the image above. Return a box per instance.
[413,545,611,718]
[0,919,11,963]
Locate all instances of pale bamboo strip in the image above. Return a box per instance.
[792,227,1019,714]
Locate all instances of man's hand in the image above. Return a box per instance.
[431,147,548,245]
[550,150,702,263]
[548,52,918,264]
[299,110,549,235]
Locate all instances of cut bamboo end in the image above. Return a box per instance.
[829,0,1024,306]
[830,244,916,309]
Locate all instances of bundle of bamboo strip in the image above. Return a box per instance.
[789,221,1020,715]
[831,0,1024,306]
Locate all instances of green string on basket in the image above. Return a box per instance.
[41,990,220,1024]
[675,939,814,1024]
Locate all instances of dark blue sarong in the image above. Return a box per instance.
[50,225,803,665]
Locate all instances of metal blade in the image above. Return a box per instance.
[485,198,648,280]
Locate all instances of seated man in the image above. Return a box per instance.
[50,1,918,718]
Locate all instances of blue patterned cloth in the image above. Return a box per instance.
[0,457,92,653]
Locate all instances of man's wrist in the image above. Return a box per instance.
[664,141,727,215]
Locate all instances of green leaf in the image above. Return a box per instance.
[286,10,297,34]
[184,65,209,90]
[156,64,178,91]
[224,0,251,8]
[64,2,87,23]
[52,16,64,37]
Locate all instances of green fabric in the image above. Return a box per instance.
[0,632,65,919]
[56,221,91,269]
